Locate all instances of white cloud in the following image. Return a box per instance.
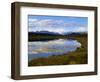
[28,18,87,33]
[75,27,87,32]
[28,18,38,22]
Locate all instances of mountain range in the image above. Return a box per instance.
[29,31,87,36]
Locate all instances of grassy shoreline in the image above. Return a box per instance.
[28,35,87,66]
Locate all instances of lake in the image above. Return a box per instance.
[28,39,81,61]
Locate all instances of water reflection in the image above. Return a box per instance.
[28,39,81,61]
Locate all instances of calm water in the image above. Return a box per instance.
[28,39,81,61]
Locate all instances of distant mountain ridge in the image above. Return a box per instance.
[29,31,61,36]
[29,31,87,36]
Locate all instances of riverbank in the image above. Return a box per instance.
[28,35,87,66]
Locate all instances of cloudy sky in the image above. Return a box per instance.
[28,15,88,34]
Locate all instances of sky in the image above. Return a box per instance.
[28,15,88,34]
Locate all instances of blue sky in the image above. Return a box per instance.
[28,15,88,34]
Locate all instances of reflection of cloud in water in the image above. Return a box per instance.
[47,39,65,45]
[28,39,65,46]
[28,39,81,55]
[29,39,81,47]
